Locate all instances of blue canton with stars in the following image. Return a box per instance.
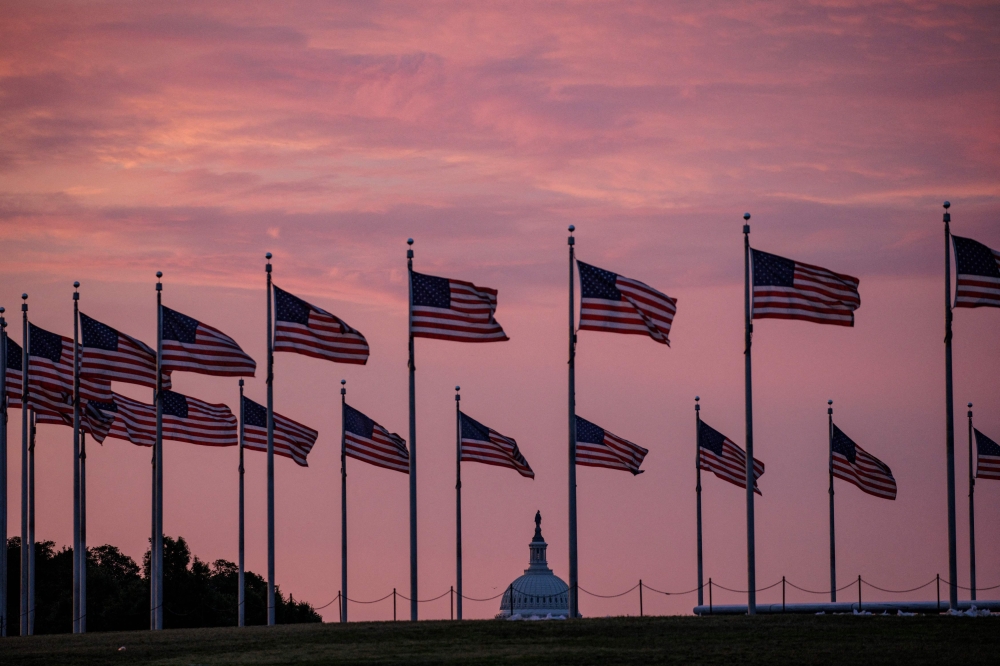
[953,236,1000,278]
[90,400,117,413]
[242,395,268,428]
[698,421,728,456]
[161,390,189,418]
[460,411,491,442]
[274,286,312,325]
[411,272,451,308]
[577,261,621,300]
[28,323,66,364]
[832,425,857,464]
[976,429,1000,457]
[575,416,605,445]
[344,403,375,439]
[6,338,22,371]
[162,307,199,343]
[751,249,796,287]
[80,313,119,351]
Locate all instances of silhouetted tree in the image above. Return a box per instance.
[6,535,319,634]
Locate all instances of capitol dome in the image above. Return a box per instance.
[498,511,570,619]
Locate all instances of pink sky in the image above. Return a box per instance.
[1,1,999,620]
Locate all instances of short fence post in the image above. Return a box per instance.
[393,588,397,622]
[639,580,643,617]
[338,591,342,623]
[936,575,940,612]
[857,575,862,612]
[782,576,785,613]
[708,578,713,615]
[450,586,454,620]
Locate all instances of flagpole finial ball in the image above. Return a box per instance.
[568,225,575,233]
[828,400,833,405]
[407,238,414,246]
[743,212,751,220]
[943,201,950,209]
[968,402,972,408]
[73,281,80,289]
[156,271,162,279]
[341,379,346,385]
[0,307,5,313]
[266,252,272,260]
[21,294,27,300]
[695,396,699,402]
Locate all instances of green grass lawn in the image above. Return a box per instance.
[2,615,997,665]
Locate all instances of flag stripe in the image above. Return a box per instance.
[578,261,676,345]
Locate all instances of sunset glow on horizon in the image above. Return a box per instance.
[2,1,999,621]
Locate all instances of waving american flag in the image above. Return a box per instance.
[31,388,114,443]
[953,235,1000,309]
[80,312,170,389]
[575,416,647,475]
[410,271,508,342]
[577,260,676,345]
[343,403,409,473]
[831,425,896,500]
[161,306,256,377]
[273,285,369,365]
[698,420,764,494]
[95,390,236,448]
[974,429,1000,481]
[27,323,112,402]
[241,394,317,467]
[4,336,22,408]
[459,411,534,478]
[751,249,860,327]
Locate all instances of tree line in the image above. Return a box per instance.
[5,536,321,633]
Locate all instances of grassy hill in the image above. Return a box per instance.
[3,614,998,665]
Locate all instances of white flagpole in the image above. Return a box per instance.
[20,293,28,637]
[238,379,245,627]
[695,396,703,608]
[27,408,35,635]
[455,386,462,621]
[340,379,347,623]
[743,213,757,615]
[154,271,164,630]
[942,201,958,610]
[407,238,418,621]
[72,282,81,633]
[79,429,87,632]
[828,400,836,603]
[266,253,275,626]
[567,225,578,619]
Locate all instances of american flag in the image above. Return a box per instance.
[343,403,409,473]
[94,390,237,448]
[27,323,112,402]
[161,306,256,377]
[410,271,508,342]
[459,411,534,478]
[953,235,1000,309]
[575,416,647,475]
[698,420,764,494]
[975,428,1000,481]
[31,388,114,443]
[577,260,677,345]
[831,425,896,500]
[751,249,860,327]
[241,394,318,467]
[80,312,170,389]
[4,336,23,408]
[272,285,369,365]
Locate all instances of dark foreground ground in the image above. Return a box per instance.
[2,615,997,665]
